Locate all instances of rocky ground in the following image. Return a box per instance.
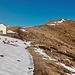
[6,19,75,75]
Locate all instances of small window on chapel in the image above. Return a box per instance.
[0,30,3,34]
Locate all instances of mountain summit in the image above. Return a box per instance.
[45,19,70,26]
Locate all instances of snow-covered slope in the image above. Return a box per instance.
[0,35,34,75]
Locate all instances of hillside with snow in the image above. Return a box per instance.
[6,19,75,75]
[0,35,34,75]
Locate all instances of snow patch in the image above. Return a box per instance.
[57,19,65,23]
[35,48,56,60]
[66,73,75,75]
[35,44,44,47]
[7,30,16,33]
[0,35,34,75]
[20,29,28,33]
[24,41,31,48]
[47,19,66,26]
[35,47,75,75]
[54,22,57,23]
[56,62,75,72]
[47,24,56,26]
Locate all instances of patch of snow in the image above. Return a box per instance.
[23,26,31,28]
[20,29,28,33]
[24,41,31,48]
[54,56,59,60]
[35,48,56,60]
[7,30,16,33]
[47,19,66,26]
[35,44,44,47]
[66,73,75,75]
[35,47,75,74]
[54,22,57,23]
[47,24,56,26]
[56,62,75,72]
[50,24,56,26]
[35,47,75,75]
[57,19,65,23]
[0,35,34,75]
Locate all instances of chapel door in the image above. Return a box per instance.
[0,30,3,34]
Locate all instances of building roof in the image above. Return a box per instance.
[0,23,6,26]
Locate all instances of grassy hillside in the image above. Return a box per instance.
[6,19,75,75]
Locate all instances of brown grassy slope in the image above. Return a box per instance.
[44,20,75,46]
[6,20,75,75]
[26,20,75,75]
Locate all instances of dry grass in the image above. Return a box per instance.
[6,20,75,75]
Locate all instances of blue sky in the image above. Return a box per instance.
[0,0,75,26]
